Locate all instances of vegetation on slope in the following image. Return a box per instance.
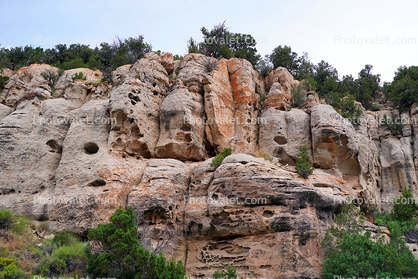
[322,190,418,278]
[0,207,185,279]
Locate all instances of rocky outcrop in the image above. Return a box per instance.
[2,64,59,105]
[108,52,169,159]
[184,154,345,278]
[155,82,206,160]
[0,68,14,78]
[259,108,312,164]
[1,53,418,277]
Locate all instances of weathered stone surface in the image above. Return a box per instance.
[302,91,320,113]
[184,154,344,278]
[3,64,59,105]
[227,58,261,153]
[160,52,174,74]
[155,82,206,160]
[56,68,103,91]
[112,64,131,85]
[48,98,144,233]
[0,68,13,77]
[203,58,235,153]
[380,136,417,210]
[259,108,312,165]
[127,158,190,261]
[0,98,74,219]
[0,104,12,121]
[311,104,380,204]
[108,52,169,159]
[2,56,418,277]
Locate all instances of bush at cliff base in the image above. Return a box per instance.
[87,206,186,279]
[321,202,418,279]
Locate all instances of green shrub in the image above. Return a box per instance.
[213,264,237,279]
[72,72,86,81]
[40,70,58,88]
[210,148,232,168]
[0,76,9,90]
[173,54,183,61]
[52,231,77,247]
[0,210,12,230]
[291,83,304,107]
[62,58,87,70]
[87,206,186,279]
[295,146,313,179]
[339,95,363,125]
[370,103,381,111]
[259,95,265,102]
[200,56,219,73]
[392,189,418,221]
[381,112,402,136]
[38,241,87,277]
[322,203,418,278]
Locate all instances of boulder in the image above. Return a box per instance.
[3,64,59,106]
[259,108,312,165]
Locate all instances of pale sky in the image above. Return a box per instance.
[1,0,417,82]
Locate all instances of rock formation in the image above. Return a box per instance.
[0,53,417,278]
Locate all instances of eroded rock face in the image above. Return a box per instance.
[184,154,345,279]
[112,64,131,85]
[264,67,297,110]
[49,98,144,233]
[0,104,12,121]
[55,68,106,107]
[0,98,73,219]
[259,108,312,165]
[108,52,169,159]
[155,82,206,160]
[310,105,381,205]
[3,64,59,106]
[0,68,14,78]
[227,58,261,153]
[1,54,417,277]
[203,58,235,153]
[380,137,417,210]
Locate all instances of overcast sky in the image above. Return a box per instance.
[1,0,417,82]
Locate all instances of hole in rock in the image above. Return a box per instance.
[84,142,99,154]
[89,179,106,187]
[46,140,62,153]
[274,136,287,145]
[263,210,274,218]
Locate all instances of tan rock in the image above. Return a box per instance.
[3,64,59,106]
[0,68,14,78]
[259,108,312,165]
[227,58,260,153]
[108,52,168,158]
[111,64,131,85]
[0,104,12,121]
[0,98,74,219]
[380,136,417,210]
[159,52,174,74]
[155,82,206,161]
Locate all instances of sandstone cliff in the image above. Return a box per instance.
[0,53,416,278]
